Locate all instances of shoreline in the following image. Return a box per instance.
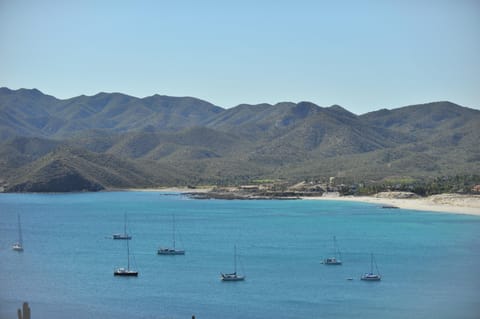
[115,188,480,216]
[302,193,480,216]
[121,187,213,193]
[2,188,479,216]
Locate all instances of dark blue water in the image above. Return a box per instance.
[1,192,479,319]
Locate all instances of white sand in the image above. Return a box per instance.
[123,187,213,193]
[121,188,480,216]
[303,192,480,216]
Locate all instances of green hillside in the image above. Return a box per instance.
[1,88,479,192]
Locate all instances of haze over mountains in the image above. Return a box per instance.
[1,87,479,192]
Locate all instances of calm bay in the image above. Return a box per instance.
[1,192,479,318]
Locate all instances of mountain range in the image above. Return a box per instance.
[1,87,479,192]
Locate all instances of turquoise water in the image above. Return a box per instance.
[1,192,479,319]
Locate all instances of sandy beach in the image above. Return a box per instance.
[303,192,480,216]
[123,187,213,193]
[122,188,480,216]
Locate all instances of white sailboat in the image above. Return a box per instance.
[12,214,24,252]
[158,214,185,255]
[361,253,381,281]
[113,213,132,240]
[322,236,342,265]
[114,236,138,277]
[221,245,245,281]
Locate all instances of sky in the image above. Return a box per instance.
[0,0,479,114]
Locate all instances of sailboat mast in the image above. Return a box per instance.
[333,236,337,256]
[234,245,237,273]
[124,213,127,236]
[172,214,176,250]
[18,214,23,245]
[127,238,130,270]
[370,253,374,273]
[374,254,380,275]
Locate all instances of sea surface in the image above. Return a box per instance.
[1,192,479,319]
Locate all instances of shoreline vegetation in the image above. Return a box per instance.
[2,88,480,195]
[126,187,480,216]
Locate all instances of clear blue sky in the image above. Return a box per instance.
[1,0,479,114]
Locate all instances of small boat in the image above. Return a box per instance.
[114,236,138,277]
[361,253,381,281]
[113,233,131,239]
[158,214,185,255]
[221,272,244,281]
[382,205,399,209]
[113,213,132,240]
[322,236,342,265]
[157,247,185,255]
[12,214,24,252]
[221,245,245,281]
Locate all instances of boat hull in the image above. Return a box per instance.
[12,243,23,251]
[361,274,381,281]
[113,234,131,240]
[221,273,245,281]
[114,270,138,276]
[158,249,185,255]
[221,276,245,281]
[323,258,342,265]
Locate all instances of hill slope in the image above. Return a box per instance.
[0,87,223,139]
[1,88,479,192]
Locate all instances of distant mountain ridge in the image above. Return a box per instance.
[0,87,222,139]
[1,87,479,192]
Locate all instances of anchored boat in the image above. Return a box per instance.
[113,213,132,240]
[12,214,24,252]
[361,253,381,281]
[322,236,342,265]
[158,214,185,255]
[114,236,138,277]
[221,245,245,281]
